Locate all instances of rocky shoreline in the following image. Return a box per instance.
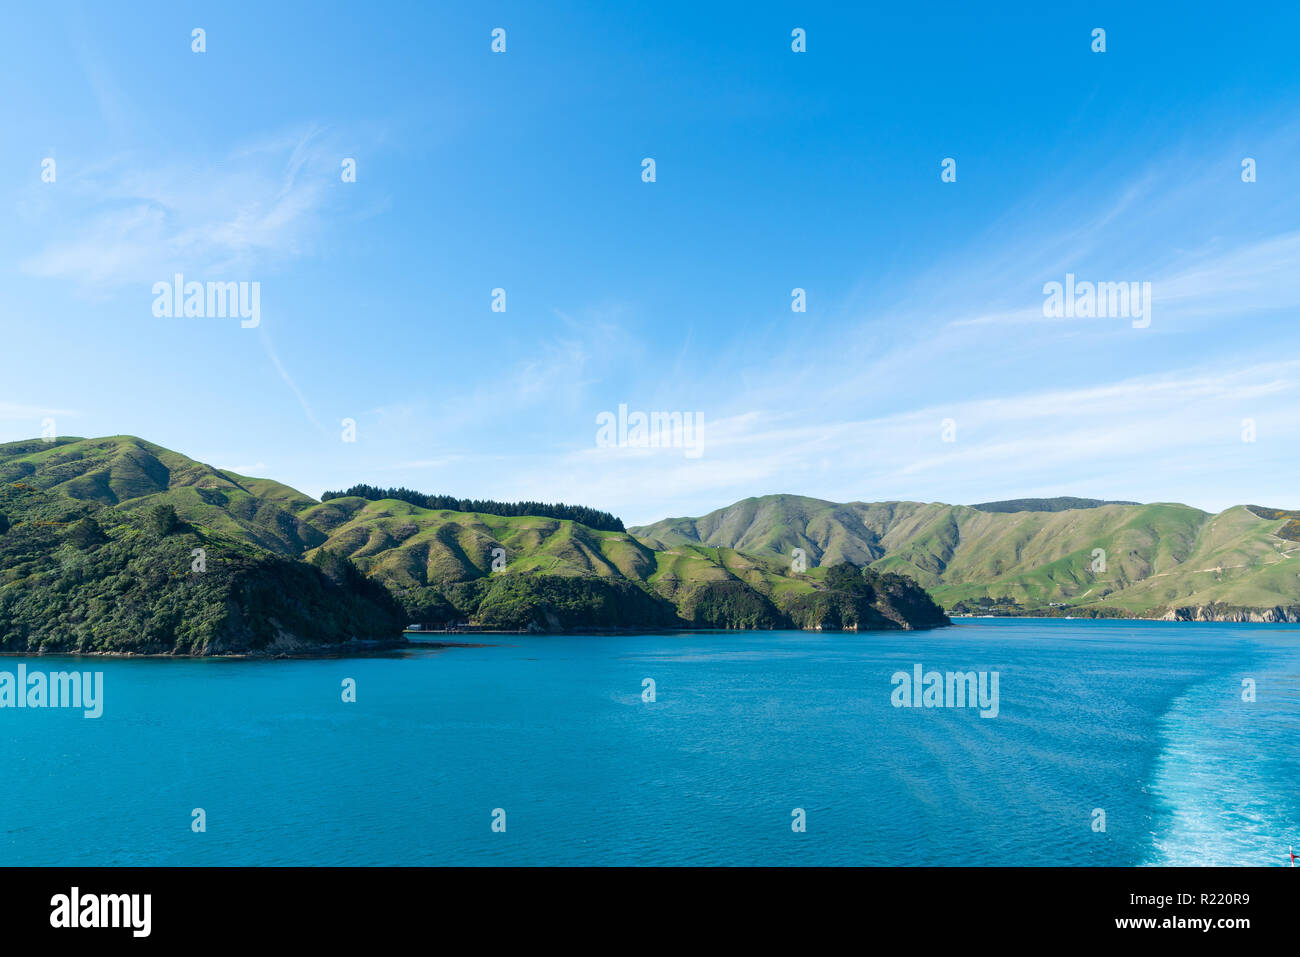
[952,605,1300,624]
[1158,605,1300,623]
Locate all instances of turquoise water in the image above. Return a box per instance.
[1,619,1296,866]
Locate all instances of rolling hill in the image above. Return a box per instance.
[0,435,324,556]
[0,480,405,655]
[296,496,947,631]
[14,436,1292,628]
[630,495,1300,619]
[0,437,949,637]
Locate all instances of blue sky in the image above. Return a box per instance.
[3,1,1299,525]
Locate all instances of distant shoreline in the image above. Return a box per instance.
[0,638,413,660]
[11,616,1297,662]
[949,609,1300,623]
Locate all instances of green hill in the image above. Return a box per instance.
[971,496,1142,513]
[295,496,947,631]
[0,436,324,556]
[630,494,1300,619]
[0,482,405,655]
[7,438,1294,627]
[0,438,949,639]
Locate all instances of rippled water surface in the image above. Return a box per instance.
[2,619,1296,865]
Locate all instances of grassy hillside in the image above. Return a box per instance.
[0,439,949,634]
[631,494,1300,617]
[971,496,1141,512]
[0,436,324,556]
[297,495,947,630]
[0,482,405,655]
[633,495,887,566]
[9,438,1292,623]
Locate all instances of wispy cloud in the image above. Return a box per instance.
[494,360,1300,525]
[19,127,341,287]
[257,327,328,436]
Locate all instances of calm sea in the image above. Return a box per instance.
[2,619,1296,865]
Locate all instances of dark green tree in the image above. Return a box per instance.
[147,504,181,536]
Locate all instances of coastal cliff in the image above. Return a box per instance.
[1160,604,1300,623]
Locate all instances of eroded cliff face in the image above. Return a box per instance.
[1160,605,1300,623]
